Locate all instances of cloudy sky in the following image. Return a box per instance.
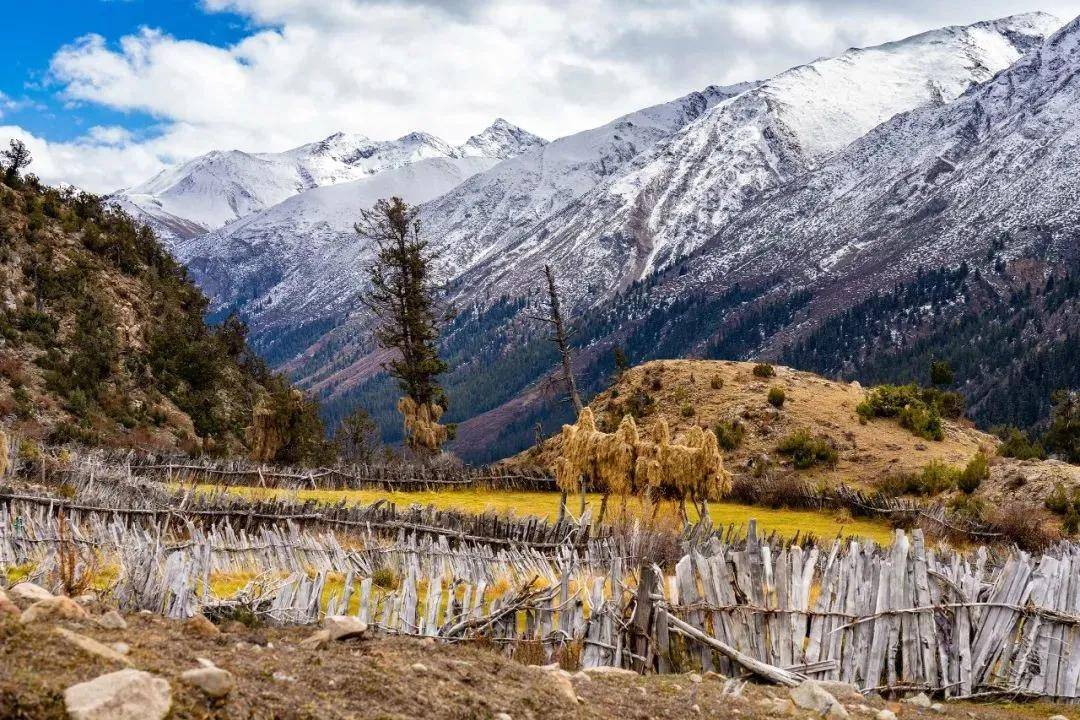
[1,0,1076,192]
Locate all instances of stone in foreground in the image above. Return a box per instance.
[323,615,368,641]
[64,669,171,720]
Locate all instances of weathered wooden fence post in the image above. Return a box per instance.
[630,560,655,673]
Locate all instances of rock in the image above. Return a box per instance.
[180,666,234,699]
[770,698,797,716]
[323,615,368,641]
[827,703,850,720]
[688,673,703,683]
[930,702,946,713]
[272,671,296,683]
[572,671,591,682]
[75,594,98,606]
[299,629,330,649]
[195,658,216,668]
[1047,716,1068,720]
[875,711,896,720]
[410,662,428,672]
[691,704,701,714]
[21,595,90,623]
[582,665,638,677]
[790,680,841,715]
[184,614,220,637]
[494,714,512,720]
[903,692,933,708]
[9,582,53,603]
[54,627,132,666]
[111,643,130,656]
[549,672,577,704]
[63,669,171,720]
[98,610,128,630]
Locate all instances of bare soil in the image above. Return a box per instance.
[0,610,1073,720]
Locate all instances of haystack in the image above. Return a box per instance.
[398,397,449,453]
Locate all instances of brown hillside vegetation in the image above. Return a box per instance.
[516,360,993,489]
[0,177,327,459]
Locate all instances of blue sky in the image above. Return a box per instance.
[2,1,1076,192]
[1,1,253,142]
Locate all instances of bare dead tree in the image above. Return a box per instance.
[529,264,584,522]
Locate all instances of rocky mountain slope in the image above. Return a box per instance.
[112,120,545,244]
[442,13,1059,311]
[0,176,317,455]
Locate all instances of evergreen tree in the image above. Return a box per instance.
[930,360,954,386]
[2,139,32,185]
[357,197,449,450]
[1045,390,1079,464]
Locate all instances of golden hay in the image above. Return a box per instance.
[398,396,449,453]
[245,393,291,462]
[554,409,731,504]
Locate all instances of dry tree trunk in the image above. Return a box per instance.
[541,264,584,524]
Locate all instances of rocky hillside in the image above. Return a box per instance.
[0,175,315,456]
[509,360,992,488]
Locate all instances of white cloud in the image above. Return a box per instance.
[25,0,1079,192]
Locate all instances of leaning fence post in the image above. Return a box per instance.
[630,560,655,673]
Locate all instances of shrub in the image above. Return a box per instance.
[776,430,838,469]
[958,452,989,493]
[680,403,694,417]
[709,375,723,390]
[713,419,745,451]
[767,386,786,408]
[857,383,959,440]
[879,460,960,496]
[994,426,1046,460]
[752,363,775,378]
[1045,389,1079,464]
[622,387,655,419]
[986,503,1060,551]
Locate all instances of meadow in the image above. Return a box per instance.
[199,484,894,545]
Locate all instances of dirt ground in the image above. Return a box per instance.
[1,609,1074,720]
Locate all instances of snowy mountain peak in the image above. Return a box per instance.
[460,119,547,159]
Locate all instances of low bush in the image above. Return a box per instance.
[856,383,963,441]
[713,419,745,451]
[958,452,989,494]
[679,403,695,417]
[767,386,786,408]
[709,375,723,390]
[878,460,960,496]
[986,503,1060,551]
[993,426,1046,460]
[776,429,838,469]
[752,363,775,378]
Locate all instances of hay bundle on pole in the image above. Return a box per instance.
[398,397,449,454]
[554,409,731,523]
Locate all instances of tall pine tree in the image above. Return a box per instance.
[357,197,449,454]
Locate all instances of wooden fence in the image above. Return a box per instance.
[4,488,1080,701]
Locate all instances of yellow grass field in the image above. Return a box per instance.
[199,484,894,545]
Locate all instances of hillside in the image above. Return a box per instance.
[0,175,317,456]
[509,360,993,488]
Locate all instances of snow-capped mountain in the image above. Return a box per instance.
[422,82,757,275]
[114,120,545,243]
[178,156,499,340]
[444,13,1060,312]
[683,12,1080,300]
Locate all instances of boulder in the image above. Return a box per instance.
[97,610,128,630]
[21,595,90,623]
[790,680,842,715]
[815,680,862,702]
[63,669,171,720]
[54,627,132,666]
[875,711,896,720]
[323,615,368,641]
[184,614,220,637]
[9,582,53,603]
[903,692,933,708]
[180,666,234,699]
[410,662,428,672]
